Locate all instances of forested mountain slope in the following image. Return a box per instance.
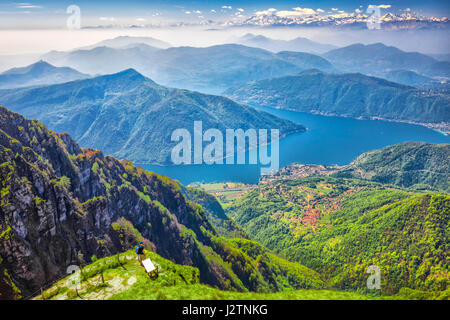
[0,106,317,299]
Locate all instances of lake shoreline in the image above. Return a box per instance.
[137,108,449,185]
[258,106,450,136]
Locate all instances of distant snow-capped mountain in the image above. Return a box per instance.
[226,11,449,30]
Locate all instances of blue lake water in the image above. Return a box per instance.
[141,106,449,185]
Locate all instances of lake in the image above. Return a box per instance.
[141,105,449,185]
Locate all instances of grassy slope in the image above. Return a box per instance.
[32,226,333,299]
[33,249,377,300]
[38,248,447,300]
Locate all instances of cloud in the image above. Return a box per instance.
[256,8,277,16]
[293,7,316,14]
[136,18,146,22]
[6,10,33,14]
[378,5,391,9]
[237,8,244,12]
[355,8,362,13]
[222,6,232,10]
[16,4,42,9]
[194,10,202,14]
[276,7,316,18]
[185,11,191,14]
[331,8,338,11]
[317,8,324,13]
[210,9,216,13]
[256,7,317,18]
[99,17,115,21]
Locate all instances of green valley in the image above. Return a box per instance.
[185,187,247,238]
[226,176,449,296]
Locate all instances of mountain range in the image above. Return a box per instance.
[37,38,449,93]
[323,43,450,78]
[0,61,89,89]
[234,33,337,54]
[233,10,449,30]
[78,36,172,50]
[0,69,304,164]
[224,69,450,130]
[41,43,335,93]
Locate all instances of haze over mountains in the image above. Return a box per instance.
[224,69,450,130]
[383,70,436,87]
[1,36,447,164]
[0,61,89,89]
[1,36,448,154]
[0,69,303,164]
[36,37,448,94]
[41,42,336,93]
[234,33,337,54]
[78,35,172,50]
[323,43,450,78]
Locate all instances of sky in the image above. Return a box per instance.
[0,1,448,57]
[0,0,449,29]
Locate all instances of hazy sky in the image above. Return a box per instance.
[0,0,448,29]
[0,1,448,60]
